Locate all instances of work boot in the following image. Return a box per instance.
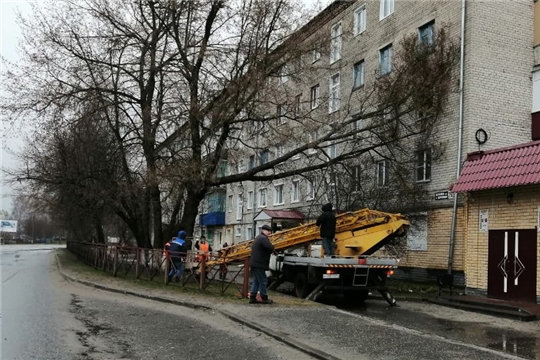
[260,295,273,304]
[248,295,259,304]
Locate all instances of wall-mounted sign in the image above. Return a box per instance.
[479,210,489,232]
[434,191,454,200]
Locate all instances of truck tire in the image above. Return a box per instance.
[343,290,369,303]
[294,272,313,299]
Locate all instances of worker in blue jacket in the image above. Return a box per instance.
[168,231,187,282]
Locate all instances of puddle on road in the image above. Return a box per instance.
[332,299,540,360]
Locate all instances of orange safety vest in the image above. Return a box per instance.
[198,241,210,261]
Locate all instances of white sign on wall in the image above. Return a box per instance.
[0,220,18,233]
[479,210,489,232]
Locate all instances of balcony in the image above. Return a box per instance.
[199,212,225,226]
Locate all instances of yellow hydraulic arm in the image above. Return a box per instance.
[212,208,409,264]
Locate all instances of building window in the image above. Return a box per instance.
[353,5,366,35]
[326,142,337,159]
[235,225,242,237]
[228,195,233,212]
[275,145,283,158]
[310,84,320,109]
[328,73,340,113]
[246,226,253,240]
[353,61,364,89]
[260,149,269,165]
[258,188,267,207]
[308,131,318,154]
[307,180,315,200]
[236,194,243,220]
[379,44,392,76]
[277,105,286,125]
[419,21,435,46]
[377,160,388,186]
[416,149,431,182]
[274,184,284,205]
[217,160,228,178]
[292,180,300,202]
[279,64,288,84]
[312,48,321,63]
[330,23,342,64]
[294,94,302,119]
[247,191,254,209]
[379,0,394,20]
[248,155,255,170]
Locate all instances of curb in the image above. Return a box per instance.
[53,250,341,360]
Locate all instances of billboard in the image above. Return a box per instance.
[0,220,18,233]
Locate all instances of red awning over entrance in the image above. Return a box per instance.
[452,140,540,192]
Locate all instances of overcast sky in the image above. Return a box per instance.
[0,0,332,215]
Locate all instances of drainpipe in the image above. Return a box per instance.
[447,0,467,275]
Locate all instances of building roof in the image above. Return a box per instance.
[451,140,540,192]
[254,209,305,221]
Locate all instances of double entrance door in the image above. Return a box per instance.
[488,229,537,303]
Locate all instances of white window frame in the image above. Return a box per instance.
[379,44,392,76]
[236,194,243,220]
[416,149,432,182]
[379,0,394,20]
[312,48,321,63]
[273,184,284,205]
[258,188,267,207]
[279,64,288,84]
[247,191,254,210]
[235,225,242,237]
[353,61,364,89]
[275,145,283,158]
[328,73,340,113]
[310,84,320,109]
[353,5,366,35]
[294,94,302,119]
[291,179,300,203]
[330,23,342,64]
[326,142,337,159]
[246,226,253,240]
[228,195,233,212]
[377,160,388,186]
[307,180,315,200]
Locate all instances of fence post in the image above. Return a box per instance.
[136,248,140,278]
[164,255,170,284]
[113,246,118,277]
[242,258,250,299]
[199,256,206,290]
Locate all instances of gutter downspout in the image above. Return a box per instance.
[448,0,467,275]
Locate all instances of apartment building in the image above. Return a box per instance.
[197,0,535,285]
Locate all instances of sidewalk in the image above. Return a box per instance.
[54,249,530,360]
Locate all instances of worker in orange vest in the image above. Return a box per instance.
[195,235,212,262]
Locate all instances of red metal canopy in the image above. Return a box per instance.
[451,140,540,192]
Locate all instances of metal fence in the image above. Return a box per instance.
[66,241,251,297]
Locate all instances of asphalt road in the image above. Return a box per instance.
[0,245,312,360]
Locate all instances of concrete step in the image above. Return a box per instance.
[424,296,537,322]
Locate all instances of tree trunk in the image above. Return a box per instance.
[179,188,207,238]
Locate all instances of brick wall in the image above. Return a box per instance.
[464,185,540,303]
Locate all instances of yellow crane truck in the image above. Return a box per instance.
[213,208,410,305]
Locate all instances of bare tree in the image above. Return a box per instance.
[1,0,459,248]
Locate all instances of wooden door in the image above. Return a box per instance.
[488,230,537,303]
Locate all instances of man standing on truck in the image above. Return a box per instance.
[249,224,275,304]
[316,203,336,256]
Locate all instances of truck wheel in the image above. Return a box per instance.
[294,272,313,298]
[343,290,369,303]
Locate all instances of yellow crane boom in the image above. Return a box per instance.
[213,208,409,264]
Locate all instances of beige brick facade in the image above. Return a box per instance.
[464,185,540,303]
[201,0,537,286]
